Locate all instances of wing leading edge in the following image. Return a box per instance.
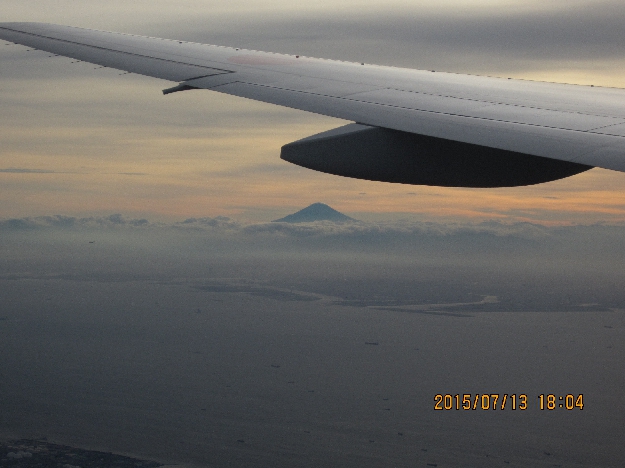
[1,22,624,187]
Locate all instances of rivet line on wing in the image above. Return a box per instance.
[586,122,625,133]
[0,27,233,73]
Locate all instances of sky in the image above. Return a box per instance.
[2,0,625,223]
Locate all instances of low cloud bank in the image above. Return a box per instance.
[0,214,150,230]
[4,214,625,263]
[0,213,553,238]
[1,213,620,241]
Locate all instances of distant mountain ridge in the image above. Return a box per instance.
[273,203,355,223]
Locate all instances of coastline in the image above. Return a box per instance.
[0,434,200,468]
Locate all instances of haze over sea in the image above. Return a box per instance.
[1,211,624,467]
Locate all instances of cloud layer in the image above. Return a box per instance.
[154,0,625,74]
[4,212,624,253]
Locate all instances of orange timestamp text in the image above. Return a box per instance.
[434,394,584,411]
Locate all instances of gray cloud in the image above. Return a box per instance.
[176,216,241,230]
[0,214,150,230]
[0,168,56,173]
[155,1,625,72]
[242,219,551,241]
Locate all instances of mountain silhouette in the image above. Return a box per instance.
[273,203,355,223]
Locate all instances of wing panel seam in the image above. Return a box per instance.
[227,81,625,136]
[379,88,624,120]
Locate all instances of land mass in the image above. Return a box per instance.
[1,439,162,468]
[273,203,354,223]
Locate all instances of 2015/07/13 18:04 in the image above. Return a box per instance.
[434,394,584,411]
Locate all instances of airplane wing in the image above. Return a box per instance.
[2,22,625,187]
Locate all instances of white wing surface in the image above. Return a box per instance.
[2,22,625,187]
